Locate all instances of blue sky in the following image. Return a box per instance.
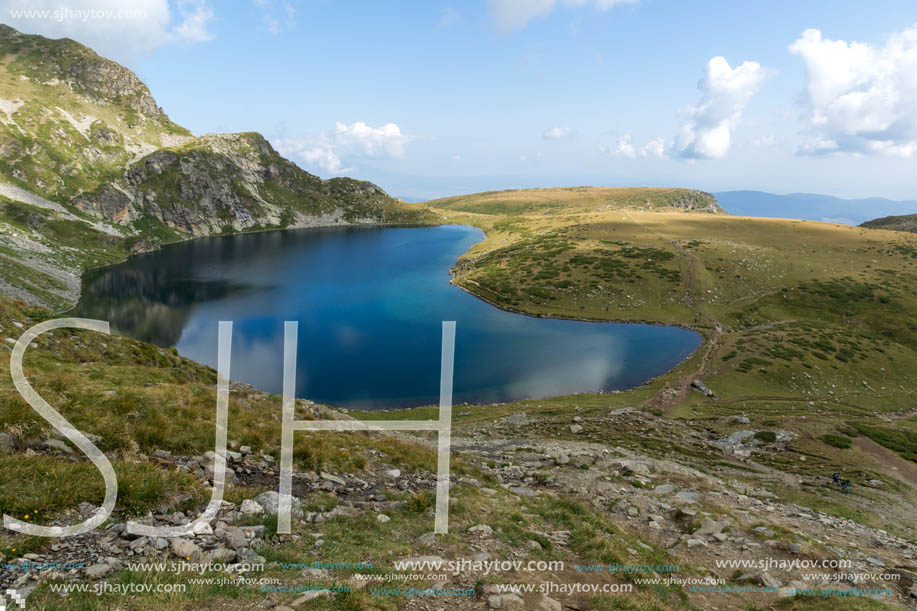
[4,0,917,200]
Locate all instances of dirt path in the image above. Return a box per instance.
[854,436,917,488]
[621,211,723,413]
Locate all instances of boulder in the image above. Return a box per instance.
[253,491,303,519]
[170,538,202,562]
[85,563,113,579]
[239,499,263,515]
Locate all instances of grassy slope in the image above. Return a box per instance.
[0,297,698,611]
[403,188,917,518]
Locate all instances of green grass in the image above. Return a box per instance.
[820,434,852,449]
[849,422,917,462]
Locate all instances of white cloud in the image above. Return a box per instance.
[254,0,296,35]
[602,134,666,158]
[789,27,917,157]
[438,7,461,29]
[332,121,408,158]
[611,135,636,157]
[798,136,838,155]
[300,148,350,174]
[275,121,410,175]
[0,0,215,59]
[641,137,666,157]
[173,0,214,43]
[543,126,572,139]
[488,0,637,32]
[594,0,637,8]
[675,56,769,159]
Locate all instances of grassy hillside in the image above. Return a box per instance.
[429,186,723,216]
[426,188,917,469]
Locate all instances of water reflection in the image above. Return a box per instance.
[72,226,701,409]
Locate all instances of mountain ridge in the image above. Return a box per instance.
[0,24,431,309]
[715,190,917,224]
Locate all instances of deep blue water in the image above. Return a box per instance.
[72,225,701,409]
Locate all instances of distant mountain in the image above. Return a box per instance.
[860,214,917,233]
[714,190,917,225]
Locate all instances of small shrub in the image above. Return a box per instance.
[821,434,852,449]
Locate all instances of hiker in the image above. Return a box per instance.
[832,472,841,485]
[841,480,851,493]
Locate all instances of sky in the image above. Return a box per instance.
[3,0,917,201]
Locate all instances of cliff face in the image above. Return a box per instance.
[73,132,401,236]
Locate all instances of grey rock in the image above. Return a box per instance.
[320,471,347,485]
[500,413,533,426]
[500,593,525,610]
[223,527,248,550]
[753,526,776,538]
[292,589,332,605]
[469,524,495,536]
[691,379,715,397]
[205,548,237,564]
[237,547,266,564]
[239,498,263,515]
[536,595,562,611]
[759,572,781,588]
[0,431,14,451]
[170,538,201,562]
[253,491,303,518]
[85,563,113,579]
[42,438,73,454]
[695,517,730,536]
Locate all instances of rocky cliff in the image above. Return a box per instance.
[73,132,403,237]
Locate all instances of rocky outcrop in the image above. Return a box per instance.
[670,190,724,214]
[0,23,170,124]
[73,132,403,236]
[860,213,917,234]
